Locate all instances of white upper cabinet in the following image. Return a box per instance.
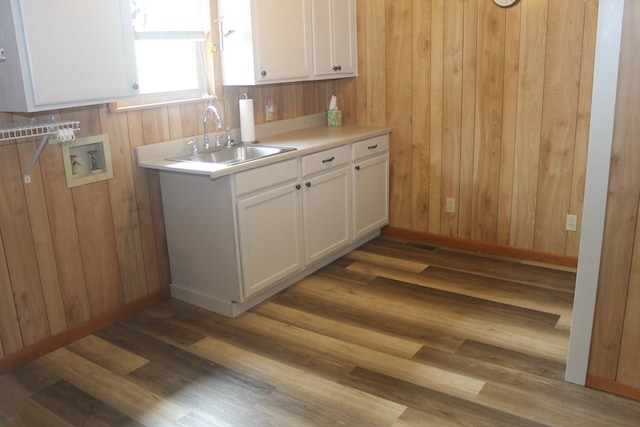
[219,0,312,85]
[0,0,138,112]
[218,0,357,86]
[311,0,357,78]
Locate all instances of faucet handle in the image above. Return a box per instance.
[187,139,198,155]
[225,128,235,147]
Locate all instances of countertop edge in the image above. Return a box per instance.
[137,124,392,180]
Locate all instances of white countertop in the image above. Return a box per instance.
[136,114,391,179]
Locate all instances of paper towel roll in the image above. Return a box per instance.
[239,98,256,142]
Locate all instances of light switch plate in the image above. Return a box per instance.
[446,198,456,213]
[566,214,578,232]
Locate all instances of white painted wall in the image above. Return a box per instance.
[565,0,625,385]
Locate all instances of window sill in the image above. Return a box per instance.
[108,96,212,113]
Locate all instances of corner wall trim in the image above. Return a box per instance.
[383,227,578,268]
[0,287,171,374]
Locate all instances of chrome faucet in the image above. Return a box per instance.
[203,104,223,149]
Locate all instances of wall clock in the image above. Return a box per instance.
[492,0,521,7]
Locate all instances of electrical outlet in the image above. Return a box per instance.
[446,198,455,213]
[566,214,578,232]
[0,48,5,62]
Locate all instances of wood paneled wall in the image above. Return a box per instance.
[351,0,598,258]
[0,82,340,363]
[587,0,640,397]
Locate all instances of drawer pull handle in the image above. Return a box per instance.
[306,182,311,188]
[322,156,335,163]
[355,165,360,171]
[368,144,378,150]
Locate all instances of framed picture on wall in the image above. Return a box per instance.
[62,134,113,188]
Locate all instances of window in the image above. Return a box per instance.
[115,0,214,109]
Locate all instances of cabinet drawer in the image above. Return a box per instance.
[235,158,298,196]
[352,134,389,161]
[302,145,350,177]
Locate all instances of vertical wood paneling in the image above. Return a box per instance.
[0,207,23,355]
[618,205,640,388]
[281,83,300,120]
[567,0,599,257]
[179,102,203,137]
[458,0,477,240]
[16,142,67,334]
[471,1,504,243]
[428,0,443,234]
[441,0,463,236]
[126,111,162,294]
[0,145,50,346]
[496,5,520,246]
[386,0,413,229]
[73,181,124,316]
[357,0,594,259]
[365,0,386,126]
[355,0,368,126]
[38,138,92,327]
[589,0,640,383]
[140,109,172,290]
[411,0,430,232]
[510,0,547,250]
[335,78,357,125]
[533,0,585,254]
[100,106,148,303]
[612,1,640,388]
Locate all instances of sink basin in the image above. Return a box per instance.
[167,145,296,165]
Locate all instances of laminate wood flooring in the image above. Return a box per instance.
[2,236,640,426]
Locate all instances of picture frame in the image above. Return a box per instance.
[62,134,113,188]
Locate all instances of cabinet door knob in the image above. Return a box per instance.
[132,82,139,90]
[305,182,311,188]
[333,65,342,72]
[261,70,267,77]
[295,184,301,190]
[355,165,360,171]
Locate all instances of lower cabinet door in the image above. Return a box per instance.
[353,154,389,239]
[302,166,351,264]
[237,183,303,298]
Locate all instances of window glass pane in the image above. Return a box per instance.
[127,0,213,100]
[134,40,202,94]
[131,0,210,33]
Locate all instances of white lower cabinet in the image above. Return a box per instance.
[300,144,351,264]
[302,166,351,264]
[352,135,390,239]
[236,180,304,298]
[160,133,389,317]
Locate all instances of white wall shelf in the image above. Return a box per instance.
[0,117,80,142]
[0,116,81,183]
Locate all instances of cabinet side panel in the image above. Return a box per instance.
[160,173,241,303]
[0,0,29,111]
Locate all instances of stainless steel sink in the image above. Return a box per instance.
[166,145,296,165]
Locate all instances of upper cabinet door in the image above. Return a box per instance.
[253,0,312,83]
[311,0,357,78]
[0,0,138,112]
[219,0,313,85]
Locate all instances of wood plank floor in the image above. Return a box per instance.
[2,236,640,426]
